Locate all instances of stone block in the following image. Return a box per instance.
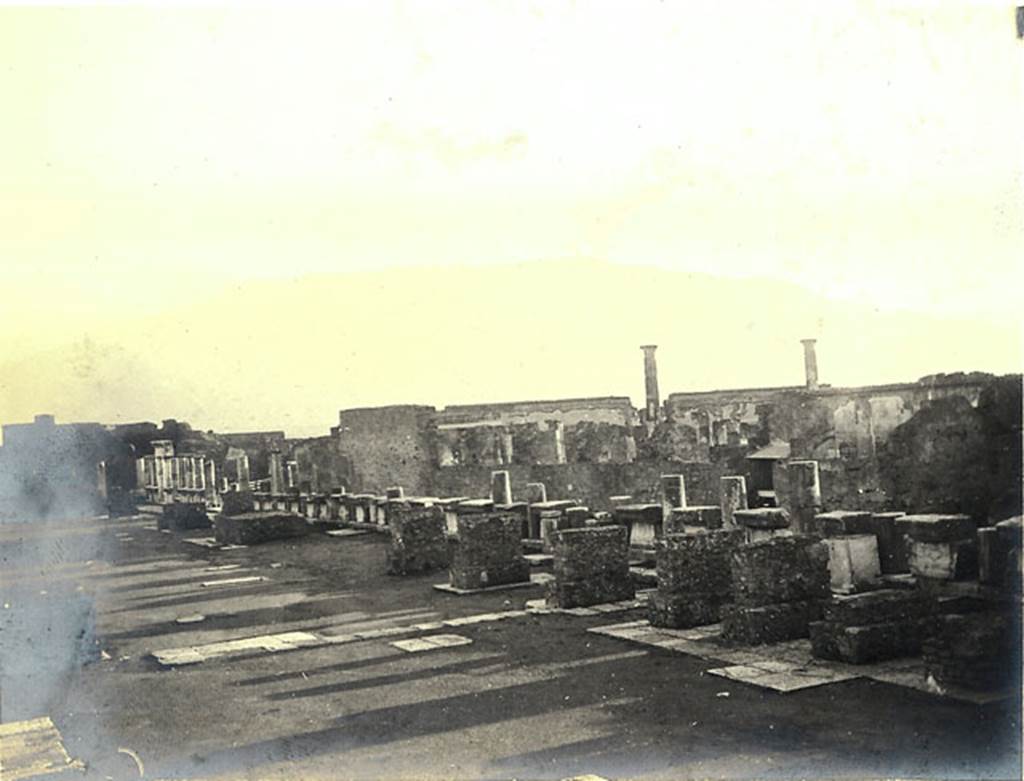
[213,512,311,545]
[160,502,212,531]
[922,610,1021,692]
[666,505,723,534]
[720,599,823,645]
[655,530,743,597]
[814,511,874,537]
[647,592,723,628]
[733,508,790,530]
[896,514,975,543]
[386,504,450,575]
[730,536,830,608]
[810,619,927,664]
[908,538,978,581]
[822,589,934,626]
[448,513,530,590]
[870,512,909,574]
[823,535,881,592]
[548,526,634,607]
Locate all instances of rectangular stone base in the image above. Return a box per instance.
[908,539,978,581]
[547,574,635,609]
[809,619,927,664]
[647,592,723,629]
[213,512,311,545]
[720,600,822,646]
[448,559,531,591]
[433,572,545,596]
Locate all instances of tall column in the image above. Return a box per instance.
[801,339,819,391]
[238,455,251,491]
[552,421,566,464]
[491,470,512,505]
[720,475,748,529]
[269,451,284,494]
[641,345,660,422]
[660,474,687,523]
[286,461,298,490]
[788,460,822,534]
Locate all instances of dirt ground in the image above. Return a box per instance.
[1,513,1020,780]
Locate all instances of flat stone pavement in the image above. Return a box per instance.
[0,514,1020,780]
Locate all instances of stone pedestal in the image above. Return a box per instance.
[719,476,748,529]
[387,504,450,575]
[612,503,663,546]
[648,529,743,628]
[898,514,978,582]
[733,508,791,543]
[448,513,530,590]
[548,526,634,608]
[490,471,513,505]
[666,506,722,534]
[823,535,881,593]
[660,474,687,522]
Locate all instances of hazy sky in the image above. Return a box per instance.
[1,1,1021,436]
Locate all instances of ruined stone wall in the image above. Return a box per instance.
[429,460,724,511]
[332,405,438,496]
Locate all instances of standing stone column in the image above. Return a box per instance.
[660,474,687,523]
[238,455,251,491]
[269,451,285,495]
[788,460,822,534]
[720,475,748,529]
[491,470,512,505]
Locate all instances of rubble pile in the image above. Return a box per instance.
[721,535,830,645]
[547,526,634,608]
[159,502,212,531]
[213,511,310,545]
[386,504,450,575]
[448,513,530,590]
[809,589,937,663]
[648,529,743,628]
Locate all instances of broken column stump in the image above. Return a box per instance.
[721,535,830,645]
[648,529,743,628]
[386,504,450,575]
[665,506,723,534]
[809,589,937,664]
[898,514,978,583]
[547,526,635,608]
[159,502,212,531]
[448,513,530,590]
[213,511,311,545]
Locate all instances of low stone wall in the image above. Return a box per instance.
[386,504,450,575]
[448,513,530,590]
[648,529,743,628]
[721,535,830,645]
[547,525,634,608]
[213,512,311,545]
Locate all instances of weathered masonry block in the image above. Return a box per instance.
[809,589,936,664]
[898,514,978,582]
[648,529,743,628]
[665,506,723,534]
[547,526,634,608]
[213,511,311,545]
[721,536,829,645]
[490,470,513,505]
[813,511,874,537]
[448,513,530,590]
[386,504,450,575]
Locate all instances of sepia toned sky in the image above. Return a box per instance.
[1,1,1021,438]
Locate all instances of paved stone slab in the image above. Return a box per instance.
[199,576,266,587]
[391,634,473,653]
[0,716,84,780]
